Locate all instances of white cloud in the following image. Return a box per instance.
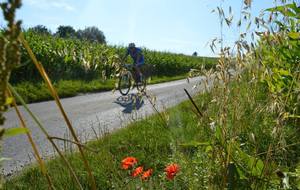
[24,0,75,11]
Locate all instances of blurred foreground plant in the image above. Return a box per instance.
[0,0,21,125]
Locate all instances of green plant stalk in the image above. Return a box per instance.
[8,84,83,190]
[145,93,168,128]
[19,33,97,190]
[283,63,300,106]
[218,52,231,189]
[7,88,56,190]
[49,136,99,154]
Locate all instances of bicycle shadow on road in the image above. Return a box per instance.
[114,93,145,113]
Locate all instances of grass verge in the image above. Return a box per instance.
[13,74,187,104]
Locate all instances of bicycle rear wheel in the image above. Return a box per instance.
[119,72,131,96]
[136,75,147,92]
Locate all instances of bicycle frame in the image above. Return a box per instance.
[120,64,139,83]
[118,63,147,95]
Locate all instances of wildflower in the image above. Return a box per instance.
[121,157,138,169]
[132,166,143,177]
[165,164,179,180]
[141,169,153,180]
[209,121,216,131]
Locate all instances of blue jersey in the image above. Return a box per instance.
[126,47,144,64]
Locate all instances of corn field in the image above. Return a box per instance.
[10,32,217,84]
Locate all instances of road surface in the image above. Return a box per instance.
[2,76,214,176]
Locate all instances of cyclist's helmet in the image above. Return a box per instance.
[128,43,135,48]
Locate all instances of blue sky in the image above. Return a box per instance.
[0,0,274,56]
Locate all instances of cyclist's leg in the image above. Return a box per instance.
[135,61,144,82]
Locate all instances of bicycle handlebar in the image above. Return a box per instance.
[121,63,135,69]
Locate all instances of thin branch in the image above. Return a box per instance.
[145,93,169,128]
[255,142,300,156]
[49,137,99,154]
[184,88,203,117]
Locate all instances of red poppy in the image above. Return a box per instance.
[132,166,143,177]
[121,157,138,170]
[141,169,153,180]
[165,164,179,180]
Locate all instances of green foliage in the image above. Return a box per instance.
[142,49,216,76]
[265,2,300,19]
[10,32,216,84]
[257,2,300,125]
[55,25,76,38]
[27,25,51,36]
[4,89,199,189]
[6,73,299,189]
[11,32,116,83]
[13,79,114,103]
[76,26,106,44]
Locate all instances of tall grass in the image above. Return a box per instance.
[20,33,97,189]
[6,68,300,189]
[7,88,55,189]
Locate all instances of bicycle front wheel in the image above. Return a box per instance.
[119,72,131,96]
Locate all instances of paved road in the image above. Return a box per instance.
[2,76,214,176]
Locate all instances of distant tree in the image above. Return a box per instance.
[192,51,198,56]
[28,25,51,35]
[56,25,76,38]
[76,26,106,44]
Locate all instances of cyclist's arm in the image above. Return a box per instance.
[134,49,143,65]
[134,54,141,65]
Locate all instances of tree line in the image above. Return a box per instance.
[27,25,106,44]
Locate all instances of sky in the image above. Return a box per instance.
[0,0,274,56]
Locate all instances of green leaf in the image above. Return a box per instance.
[233,143,264,177]
[265,4,297,17]
[275,68,291,76]
[288,2,300,14]
[179,141,210,147]
[215,125,222,141]
[252,159,264,176]
[236,166,248,180]
[4,127,29,138]
[205,145,212,153]
[288,32,300,40]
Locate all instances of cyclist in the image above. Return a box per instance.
[123,43,145,82]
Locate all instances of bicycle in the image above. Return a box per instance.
[118,63,147,96]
